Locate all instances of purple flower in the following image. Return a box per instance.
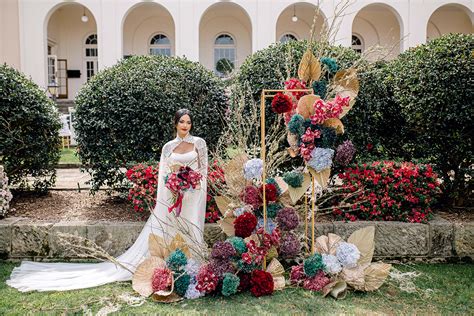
[275,207,299,231]
[335,140,356,166]
[208,259,235,278]
[279,233,301,258]
[211,241,237,260]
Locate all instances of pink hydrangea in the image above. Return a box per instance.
[151,267,172,292]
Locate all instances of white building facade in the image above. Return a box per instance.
[0,0,472,100]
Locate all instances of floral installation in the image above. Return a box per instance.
[334,161,441,223]
[289,227,392,299]
[165,165,202,216]
[0,166,13,218]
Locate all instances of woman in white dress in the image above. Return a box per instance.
[7,109,208,292]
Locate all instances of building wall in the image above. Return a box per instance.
[1,0,471,100]
[0,0,21,69]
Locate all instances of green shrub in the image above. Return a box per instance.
[74,55,228,192]
[0,64,61,191]
[386,33,473,204]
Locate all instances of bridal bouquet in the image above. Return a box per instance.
[165,165,202,216]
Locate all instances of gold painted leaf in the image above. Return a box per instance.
[274,176,288,194]
[308,167,331,189]
[315,233,343,255]
[322,280,347,299]
[323,118,344,135]
[215,195,232,217]
[364,262,391,291]
[347,226,375,266]
[132,256,167,297]
[266,258,285,277]
[341,265,366,291]
[287,172,311,204]
[218,217,235,236]
[148,234,169,259]
[296,94,320,119]
[273,276,286,291]
[170,233,190,258]
[298,50,321,83]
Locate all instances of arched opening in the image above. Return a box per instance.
[46,3,97,100]
[352,3,403,60]
[199,2,252,74]
[427,4,473,41]
[276,2,327,42]
[122,3,175,58]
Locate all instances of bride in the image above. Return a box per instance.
[7,109,208,292]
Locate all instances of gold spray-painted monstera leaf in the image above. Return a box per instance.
[347,226,375,266]
[298,50,321,83]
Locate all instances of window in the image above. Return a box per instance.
[352,35,363,54]
[149,34,171,56]
[84,34,98,80]
[280,34,298,43]
[214,34,236,76]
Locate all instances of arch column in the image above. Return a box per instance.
[255,1,276,51]
[176,0,199,61]
[98,1,122,69]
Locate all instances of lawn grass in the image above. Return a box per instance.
[58,147,80,164]
[0,263,472,315]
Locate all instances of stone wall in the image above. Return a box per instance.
[0,216,472,262]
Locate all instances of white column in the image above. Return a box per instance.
[176,0,199,61]
[254,0,275,51]
[97,0,122,69]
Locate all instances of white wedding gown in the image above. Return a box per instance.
[7,135,208,292]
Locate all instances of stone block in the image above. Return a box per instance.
[49,221,88,258]
[0,217,23,258]
[333,221,376,240]
[429,216,454,257]
[375,222,429,257]
[11,220,54,258]
[86,222,144,257]
[454,222,474,259]
[204,223,226,246]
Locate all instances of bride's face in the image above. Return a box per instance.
[176,114,192,137]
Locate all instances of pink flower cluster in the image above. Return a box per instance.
[241,227,280,265]
[151,267,172,292]
[301,128,321,143]
[310,95,350,124]
[284,78,307,100]
[196,264,219,293]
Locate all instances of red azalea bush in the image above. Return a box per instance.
[271,93,293,114]
[234,212,258,238]
[126,164,159,213]
[334,161,441,223]
[250,270,274,297]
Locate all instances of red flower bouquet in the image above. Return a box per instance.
[250,270,274,297]
[165,165,202,216]
[234,212,258,238]
[271,92,293,114]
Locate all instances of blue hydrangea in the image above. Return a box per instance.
[244,158,263,180]
[308,147,334,172]
[184,281,204,299]
[184,258,200,278]
[254,217,277,234]
[336,242,360,268]
[322,254,342,274]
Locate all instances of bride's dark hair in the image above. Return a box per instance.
[174,108,193,132]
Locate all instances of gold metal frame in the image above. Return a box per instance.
[260,88,313,268]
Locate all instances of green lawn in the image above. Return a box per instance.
[1,263,472,315]
[59,147,80,164]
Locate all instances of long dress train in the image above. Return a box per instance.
[6,134,208,292]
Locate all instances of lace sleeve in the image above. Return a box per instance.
[195,137,208,177]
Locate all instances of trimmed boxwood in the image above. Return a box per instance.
[386,33,473,204]
[0,64,61,191]
[74,55,228,192]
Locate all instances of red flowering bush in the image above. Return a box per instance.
[335,161,441,223]
[250,270,274,297]
[126,164,159,213]
[271,93,293,114]
[234,212,258,238]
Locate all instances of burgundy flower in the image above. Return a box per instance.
[240,186,262,210]
[259,183,279,203]
[234,212,258,238]
[271,92,293,114]
[250,270,274,297]
[211,241,237,260]
[279,233,301,258]
[276,207,299,231]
